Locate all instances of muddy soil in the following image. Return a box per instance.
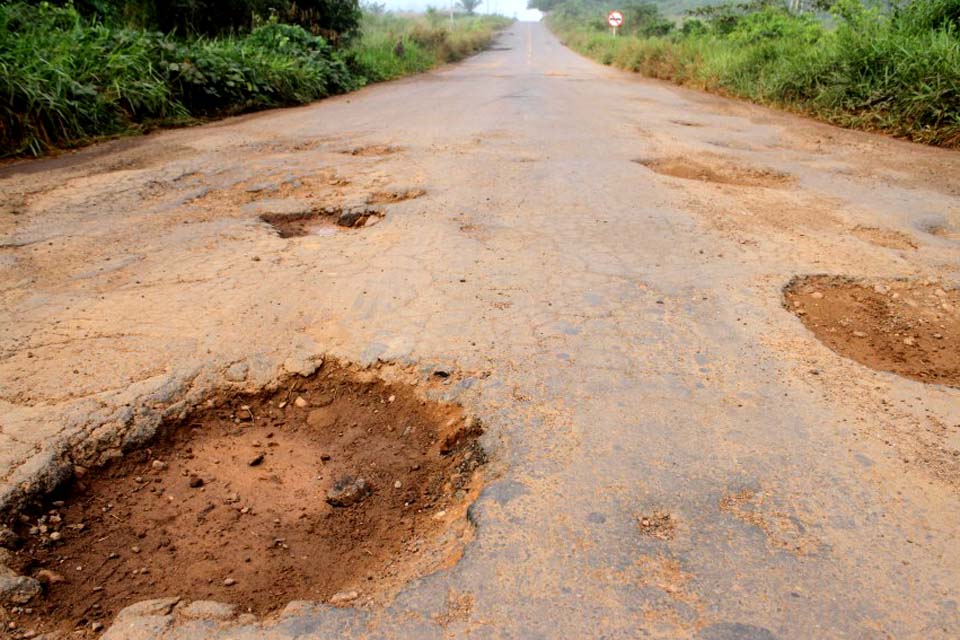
[6,362,485,636]
[785,276,960,388]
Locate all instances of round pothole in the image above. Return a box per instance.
[3,361,486,636]
[784,275,959,387]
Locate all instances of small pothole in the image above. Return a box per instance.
[633,157,792,187]
[851,225,917,250]
[3,361,486,636]
[784,275,959,387]
[260,206,383,238]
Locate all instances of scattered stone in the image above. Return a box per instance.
[151,460,167,472]
[248,453,265,467]
[394,480,402,489]
[91,621,104,632]
[48,531,62,542]
[811,291,823,299]
[188,475,204,488]
[852,331,867,338]
[294,396,308,408]
[903,337,916,346]
[131,546,141,554]
[326,476,371,507]
[223,578,236,586]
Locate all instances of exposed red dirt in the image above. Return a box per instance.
[8,362,485,636]
[785,275,959,388]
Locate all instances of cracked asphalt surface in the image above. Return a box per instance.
[2,21,960,639]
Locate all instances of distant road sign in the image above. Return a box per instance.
[607,10,624,27]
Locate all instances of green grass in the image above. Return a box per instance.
[0,3,510,157]
[348,13,512,82]
[548,0,960,147]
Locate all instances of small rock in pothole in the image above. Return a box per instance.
[326,476,371,507]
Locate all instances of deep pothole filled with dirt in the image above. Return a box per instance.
[633,156,793,188]
[261,206,384,238]
[3,361,486,637]
[785,275,959,387]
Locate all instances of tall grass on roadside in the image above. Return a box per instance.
[348,12,512,82]
[0,2,510,157]
[548,0,960,147]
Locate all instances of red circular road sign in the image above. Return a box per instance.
[607,10,624,27]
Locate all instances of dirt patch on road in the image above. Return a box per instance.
[366,188,426,205]
[343,144,402,157]
[6,362,486,636]
[851,226,917,250]
[785,275,960,388]
[633,157,793,188]
[637,512,676,541]
[261,206,383,237]
[719,489,818,555]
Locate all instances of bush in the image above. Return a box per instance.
[0,2,359,155]
[19,0,363,39]
[347,12,511,82]
[0,2,510,156]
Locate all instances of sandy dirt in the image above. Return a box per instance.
[1,21,959,640]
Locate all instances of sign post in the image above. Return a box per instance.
[607,10,623,37]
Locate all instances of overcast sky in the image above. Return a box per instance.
[380,0,544,21]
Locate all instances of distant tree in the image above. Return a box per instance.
[24,0,363,41]
[361,0,386,14]
[457,0,483,15]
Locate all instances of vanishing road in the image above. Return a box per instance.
[2,21,960,639]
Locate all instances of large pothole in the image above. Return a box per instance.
[3,361,486,637]
[784,275,959,387]
[633,156,793,188]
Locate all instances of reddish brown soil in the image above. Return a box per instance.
[9,362,485,636]
[785,275,960,388]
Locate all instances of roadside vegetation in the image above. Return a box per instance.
[0,1,510,157]
[538,0,960,147]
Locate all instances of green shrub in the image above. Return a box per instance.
[0,2,361,155]
[547,0,960,147]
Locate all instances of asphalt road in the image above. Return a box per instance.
[2,21,960,640]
